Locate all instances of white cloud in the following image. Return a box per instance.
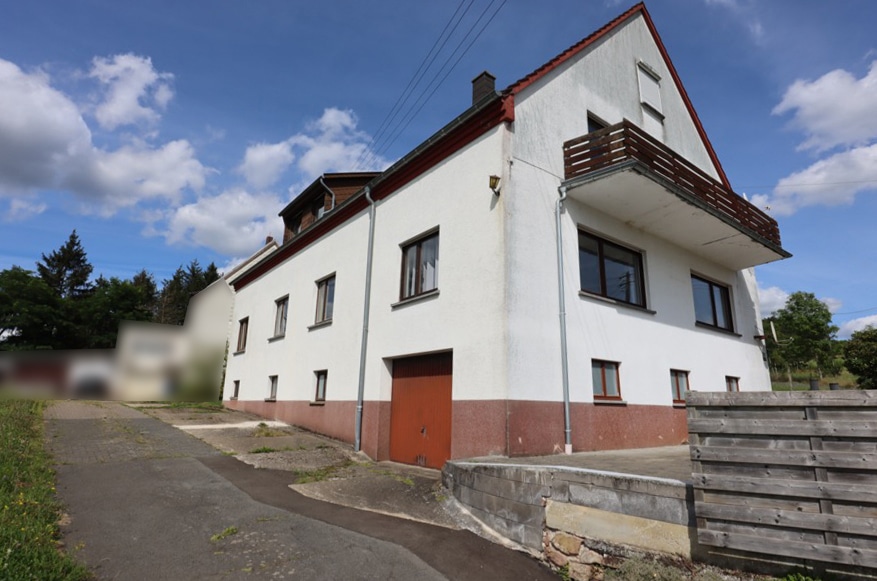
[89,54,174,131]
[66,139,210,214]
[289,108,387,182]
[755,144,877,215]
[773,61,877,152]
[0,57,208,215]
[4,198,47,221]
[757,284,789,317]
[822,297,843,314]
[165,188,282,256]
[0,59,92,193]
[839,315,877,339]
[238,141,295,189]
[703,0,764,44]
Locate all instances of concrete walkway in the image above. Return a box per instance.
[46,401,554,580]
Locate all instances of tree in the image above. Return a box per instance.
[82,276,156,348]
[156,260,221,325]
[36,230,93,299]
[844,327,877,389]
[0,267,60,350]
[769,291,838,379]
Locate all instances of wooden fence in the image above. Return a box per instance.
[687,390,877,575]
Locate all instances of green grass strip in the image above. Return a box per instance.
[0,400,90,580]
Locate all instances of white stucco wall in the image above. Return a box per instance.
[224,126,509,404]
[503,13,770,405]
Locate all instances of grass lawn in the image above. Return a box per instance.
[0,400,89,580]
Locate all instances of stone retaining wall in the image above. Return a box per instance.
[443,461,694,574]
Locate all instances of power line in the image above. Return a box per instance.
[355,0,474,170]
[369,0,507,164]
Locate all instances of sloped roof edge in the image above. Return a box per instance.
[504,2,731,188]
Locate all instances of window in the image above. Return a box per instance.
[315,275,335,323]
[726,376,740,392]
[291,213,303,235]
[400,231,439,300]
[232,380,240,399]
[592,360,621,400]
[314,370,327,402]
[267,375,278,400]
[311,197,325,221]
[587,113,607,134]
[691,275,733,331]
[579,231,646,307]
[637,62,664,140]
[670,370,689,404]
[236,318,249,352]
[273,296,288,337]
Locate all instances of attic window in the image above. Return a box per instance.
[312,198,326,221]
[637,62,664,139]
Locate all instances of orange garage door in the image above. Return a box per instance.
[389,353,452,469]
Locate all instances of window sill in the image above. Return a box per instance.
[391,288,439,310]
[672,402,686,409]
[309,401,325,407]
[308,320,332,331]
[578,291,655,314]
[268,334,285,343]
[233,350,246,356]
[694,322,741,337]
[264,398,276,403]
[593,398,627,406]
[229,396,238,401]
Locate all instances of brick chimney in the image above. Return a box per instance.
[472,71,496,104]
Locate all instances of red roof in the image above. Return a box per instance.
[504,2,731,189]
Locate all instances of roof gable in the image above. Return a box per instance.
[504,2,731,188]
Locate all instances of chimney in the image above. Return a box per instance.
[265,235,274,245]
[471,71,496,104]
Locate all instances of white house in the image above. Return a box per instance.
[220,3,790,469]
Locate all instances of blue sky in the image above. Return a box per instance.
[1,0,875,337]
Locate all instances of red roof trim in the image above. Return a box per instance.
[505,2,731,189]
[232,96,514,291]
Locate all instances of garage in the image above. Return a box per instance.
[389,352,453,469]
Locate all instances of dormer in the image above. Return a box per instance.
[279,172,379,244]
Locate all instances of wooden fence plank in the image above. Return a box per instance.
[697,530,877,569]
[688,418,877,437]
[691,445,877,469]
[696,502,877,536]
[693,473,877,504]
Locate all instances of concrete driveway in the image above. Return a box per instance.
[45,401,554,580]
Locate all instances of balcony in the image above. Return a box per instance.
[562,121,790,270]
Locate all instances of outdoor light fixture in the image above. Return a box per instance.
[489,174,501,196]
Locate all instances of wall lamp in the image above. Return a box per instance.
[489,174,501,196]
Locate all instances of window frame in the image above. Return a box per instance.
[691,274,734,332]
[231,380,240,400]
[314,370,327,403]
[578,230,647,308]
[267,375,278,401]
[235,317,249,353]
[315,274,336,324]
[726,376,740,393]
[592,359,622,401]
[399,230,439,301]
[273,296,289,338]
[670,369,689,405]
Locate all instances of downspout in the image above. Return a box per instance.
[556,185,572,454]
[354,186,375,452]
[319,176,337,212]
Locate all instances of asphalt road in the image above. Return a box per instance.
[45,402,555,580]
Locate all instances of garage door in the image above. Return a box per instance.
[389,353,452,469]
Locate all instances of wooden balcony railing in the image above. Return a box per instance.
[563,120,782,248]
